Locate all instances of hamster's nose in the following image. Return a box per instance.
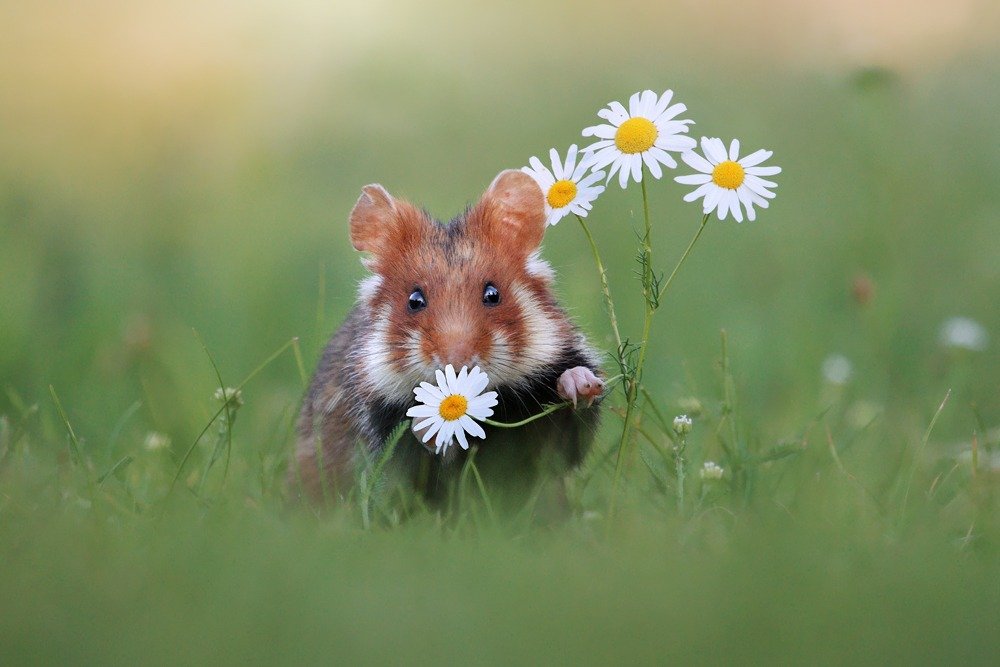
[443,338,474,369]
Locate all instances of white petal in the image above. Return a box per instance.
[574,155,595,177]
[617,158,631,188]
[737,187,758,221]
[582,123,613,139]
[746,165,781,176]
[639,89,657,117]
[406,404,438,418]
[738,149,772,167]
[414,415,439,431]
[682,151,714,173]
[657,102,687,122]
[703,138,727,164]
[467,398,497,417]
[459,414,486,439]
[655,119,695,137]
[578,170,606,188]
[564,144,578,176]
[646,146,677,169]
[642,152,663,180]
[703,186,724,215]
[444,364,459,392]
[549,148,564,180]
[675,173,712,185]
[467,368,489,395]
[600,101,629,125]
[528,156,552,179]
[454,426,469,450]
[658,134,697,152]
[728,190,743,222]
[682,182,714,203]
[523,169,555,193]
[740,184,770,208]
[434,423,452,449]
[586,145,618,171]
[630,154,642,184]
[729,139,740,161]
[416,382,445,402]
[419,419,442,442]
[651,89,674,118]
[745,174,778,190]
[628,91,642,116]
[434,369,448,392]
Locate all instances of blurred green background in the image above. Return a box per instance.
[1,1,999,664]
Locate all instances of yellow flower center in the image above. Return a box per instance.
[614,117,658,154]
[546,180,577,209]
[711,160,745,189]
[438,394,468,421]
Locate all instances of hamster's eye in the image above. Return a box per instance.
[482,283,501,307]
[408,289,427,312]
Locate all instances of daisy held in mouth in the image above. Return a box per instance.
[406,365,498,455]
[406,365,592,455]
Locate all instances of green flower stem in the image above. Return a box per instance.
[575,214,623,351]
[657,213,710,303]
[483,402,571,428]
[675,435,687,516]
[608,171,656,524]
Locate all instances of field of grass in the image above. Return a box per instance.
[2,2,999,664]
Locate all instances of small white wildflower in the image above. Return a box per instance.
[143,431,171,452]
[822,354,853,385]
[214,387,244,407]
[700,461,724,480]
[939,317,989,352]
[673,414,693,435]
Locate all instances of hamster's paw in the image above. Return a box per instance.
[557,366,604,408]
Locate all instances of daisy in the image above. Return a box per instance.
[581,89,696,188]
[406,365,499,454]
[522,144,606,226]
[675,137,781,222]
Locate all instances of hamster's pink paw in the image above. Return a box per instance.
[557,366,604,408]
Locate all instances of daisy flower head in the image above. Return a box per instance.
[675,137,781,222]
[521,145,606,226]
[581,89,696,188]
[406,365,499,455]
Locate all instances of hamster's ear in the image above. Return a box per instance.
[473,170,546,255]
[349,184,423,258]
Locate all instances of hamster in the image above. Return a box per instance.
[291,170,604,507]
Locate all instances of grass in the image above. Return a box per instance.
[2,4,1000,663]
